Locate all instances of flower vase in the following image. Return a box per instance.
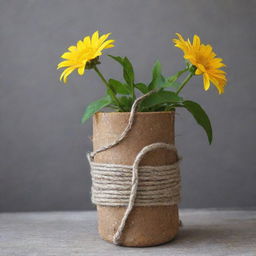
[91,111,180,247]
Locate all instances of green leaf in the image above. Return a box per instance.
[81,95,112,123]
[166,69,187,86]
[123,57,134,86]
[182,100,213,144]
[149,62,189,90]
[108,55,124,65]
[148,60,166,90]
[108,79,131,95]
[140,90,183,110]
[108,55,135,87]
[135,83,149,94]
[118,96,133,112]
[163,69,187,89]
[163,81,181,89]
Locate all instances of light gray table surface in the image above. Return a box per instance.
[0,209,255,256]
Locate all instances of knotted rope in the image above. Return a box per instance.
[87,91,181,245]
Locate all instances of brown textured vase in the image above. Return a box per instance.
[92,111,179,247]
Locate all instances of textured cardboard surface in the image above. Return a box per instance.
[92,112,179,246]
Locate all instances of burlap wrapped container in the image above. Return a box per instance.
[92,111,179,247]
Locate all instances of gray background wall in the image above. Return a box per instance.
[0,0,255,212]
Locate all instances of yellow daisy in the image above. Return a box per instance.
[173,33,227,94]
[57,31,115,83]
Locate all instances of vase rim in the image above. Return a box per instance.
[95,111,175,115]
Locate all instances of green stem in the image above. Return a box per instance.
[131,84,135,101]
[93,66,125,111]
[175,72,194,95]
[168,68,188,83]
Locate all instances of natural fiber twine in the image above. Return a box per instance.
[87,91,181,245]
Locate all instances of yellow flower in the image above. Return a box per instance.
[57,31,115,83]
[173,33,227,94]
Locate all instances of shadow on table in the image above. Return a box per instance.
[161,220,256,248]
[173,226,232,244]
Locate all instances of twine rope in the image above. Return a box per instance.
[87,91,181,245]
[90,157,180,206]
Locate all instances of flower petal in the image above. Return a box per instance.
[78,64,86,75]
[91,30,99,46]
[68,46,76,52]
[193,34,201,49]
[203,73,210,91]
[97,40,115,52]
[60,67,75,83]
[98,33,111,45]
[195,68,203,75]
[77,40,84,50]
[57,60,73,69]
[61,52,72,59]
[83,36,90,45]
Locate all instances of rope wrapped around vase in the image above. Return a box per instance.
[87,91,181,245]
